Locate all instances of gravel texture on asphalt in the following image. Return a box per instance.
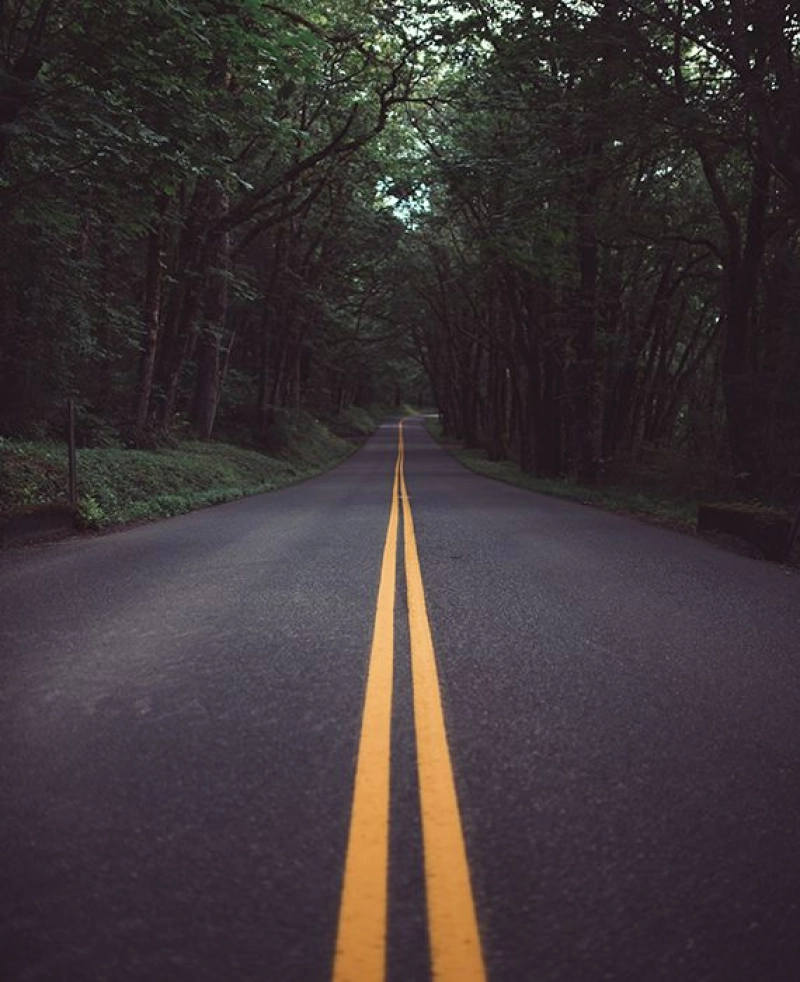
[1,419,799,981]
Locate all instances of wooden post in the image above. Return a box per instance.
[67,398,77,506]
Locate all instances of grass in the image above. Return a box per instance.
[424,419,698,529]
[0,409,366,531]
[426,420,800,564]
[324,405,381,439]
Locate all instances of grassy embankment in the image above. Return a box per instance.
[424,418,800,567]
[0,406,382,531]
[425,418,697,529]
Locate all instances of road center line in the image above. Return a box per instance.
[332,441,401,982]
[333,422,485,982]
[400,422,487,982]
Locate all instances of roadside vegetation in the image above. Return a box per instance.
[425,419,697,528]
[0,409,382,530]
[426,419,800,565]
[2,3,799,553]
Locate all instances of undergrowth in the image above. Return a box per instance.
[0,409,372,530]
[425,419,697,528]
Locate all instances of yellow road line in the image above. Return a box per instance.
[332,441,402,982]
[399,422,487,982]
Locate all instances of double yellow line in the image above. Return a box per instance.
[332,422,486,982]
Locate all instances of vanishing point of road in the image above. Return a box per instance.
[1,419,799,982]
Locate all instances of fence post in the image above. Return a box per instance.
[67,398,77,506]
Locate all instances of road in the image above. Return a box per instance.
[1,418,799,982]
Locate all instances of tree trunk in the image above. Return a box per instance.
[133,193,168,434]
[0,1,53,164]
[572,202,602,484]
[191,183,230,440]
[257,302,273,418]
[153,181,210,430]
[720,152,770,491]
[539,346,563,476]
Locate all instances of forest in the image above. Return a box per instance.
[1,0,799,504]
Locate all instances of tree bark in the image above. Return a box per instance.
[706,147,771,490]
[153,180,211,430]
[572,200,602,483]
[133,193,168,434]
[191,182,230,440]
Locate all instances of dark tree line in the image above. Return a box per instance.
[2,0,799,502]
[0,0,425,446]
[401,0,800,497]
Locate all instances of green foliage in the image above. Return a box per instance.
[326,406,380,438]
[425,419,697,528]
[260,410,351,468]
[0,443,68,509]
[0,413,356,528]
[395,0,800,495]
[2,0,798,503]
[1,0,426,443]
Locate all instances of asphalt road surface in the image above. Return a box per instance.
[1,418,799,982]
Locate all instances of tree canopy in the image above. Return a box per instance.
[1,0,798,496]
